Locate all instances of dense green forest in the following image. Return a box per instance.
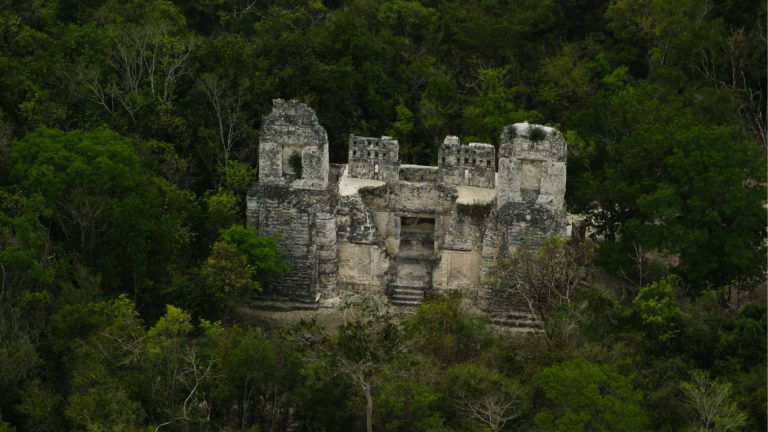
[0,0,765,430]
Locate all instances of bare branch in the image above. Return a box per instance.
[198,74,248,167]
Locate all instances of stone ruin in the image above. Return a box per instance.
[246,99,567,318]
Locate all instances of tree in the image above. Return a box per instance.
[62,296,148,431]
[198,225,288,318]
[534,359,648,431]
[204,190,241,236]
[715,303,767,372]
[16,379,65,432]
[605,0,766,146]
[218,225,289,282]
[145,305,214,430]
[404,292,493,366]
[417,63,462,147]
[303,295,405,432]
[680,370,747,432]
[0,191,54,418]
[487,238,595,325]
[199,240,259,319]
[388,100,415,161]
[0,191,53,295]
[0,116,11,164]
[191,33,270,169]
[215,160,257,200]
[198,73,249,168]
[441,362,527,432]
[631,276,691,350]
[375,376,444,432]
[7,127,143,269]
[71,0,195,123]
[8,127,197,312]
[567,82,765,290]
[210,325,302,430]
[462,66,541,145]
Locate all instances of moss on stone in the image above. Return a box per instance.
[530,126,547,142]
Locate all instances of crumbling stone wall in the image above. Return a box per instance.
[399,165,439,183]
[246,184,336,303]
[347,135,400,182]
[438,136,496,188]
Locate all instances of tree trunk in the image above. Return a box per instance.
[363,381,373,432]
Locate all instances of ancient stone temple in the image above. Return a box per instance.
[246,99,567,311]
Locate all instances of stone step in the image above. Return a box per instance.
[391,295,424,304]
[390,282,428,290]
[391,292,424,298]
[389,284,427,306]
[491,317,544,330]
[395,277,429,285]
[390,298,423,307]
[389,293,424,302]
[500,312,540,322]
[391,289,425,299]
[396,256,438,264]
[249,297,320,311]
[490,311,544,330]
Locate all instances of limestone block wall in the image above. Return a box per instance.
[335,188,392,293]
[246,184,335,303]
[438,136,496,188]
[432,250,482,292]
[347,135,400,182]
[258,99,329,190]
[336,194,380,244]
[433,208,488,294]
[399,165,439,183]
[537,162,566,210]
[359,181,456,216]
[495,203,567,249]
[371,210,401,256]
[442,210,486,251]
[476,202,567,311]
[337,242,390,293]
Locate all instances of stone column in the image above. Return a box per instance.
[315,212,338,299]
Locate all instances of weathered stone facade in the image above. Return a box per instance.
[247,99,567,309]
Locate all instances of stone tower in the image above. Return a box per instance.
[497,123,567,212]
[247,100,337,307]
[475,123,568,311]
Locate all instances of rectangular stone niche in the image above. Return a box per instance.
[281,143,303,177]
[399,216,435,259]
[521,160,542,202]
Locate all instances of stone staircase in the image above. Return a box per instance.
[388,254,433,307]
[249,295,320,311]
[490,310,544,331]
[389,284,427,306]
